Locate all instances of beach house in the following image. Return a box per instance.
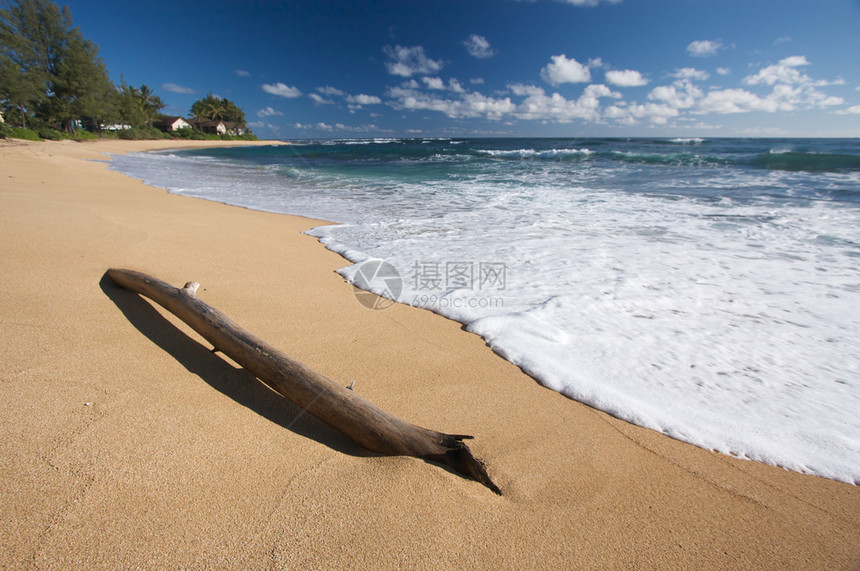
[192,119,246,136]
[154,116,193,132]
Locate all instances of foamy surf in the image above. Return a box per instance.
[110,137,860,484]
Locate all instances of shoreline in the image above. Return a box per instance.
[1,138,858,568]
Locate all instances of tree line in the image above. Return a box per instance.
[0,0,248,138]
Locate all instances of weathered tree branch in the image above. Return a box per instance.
[106,268,500,494]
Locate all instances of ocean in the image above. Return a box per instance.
[109,137,860,485]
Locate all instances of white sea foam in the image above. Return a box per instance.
[480,148,593,159]
[110,142,860,485]
[314,189,860,483]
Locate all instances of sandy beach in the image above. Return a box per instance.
[1,138,857,569]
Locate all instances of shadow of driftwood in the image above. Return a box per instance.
[99,273,369,458]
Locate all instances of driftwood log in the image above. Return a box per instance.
[107,268,500,494]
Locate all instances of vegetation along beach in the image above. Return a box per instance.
[2,0,859,568]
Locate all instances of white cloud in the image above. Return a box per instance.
[292,121,386,134]
[743,55,810,86]
[161,83,194,94]
[256,106,283,118]
[462,92,518,119]
[605,69,648,87]
[309,87,381,109]
[422,77,446,90]
[509,83,546,97]
[514,83,619,123]
[696,88,783,114]
[541,54,592,85]
[235,69,251,78]
[318,86,345,96]
[737,56,846,110]
[262,82,302,98]
[687,40,723,57]
[387,86,515,120]
[463,34,494,59]
[649,79,703,109]
[309,93,334,105]
[470,78,485,85]
[383,45,444,77]
[672,68,709,81]
[420,77,467,93]
[610,102,680,125]
[347,94,382,105]
[836,105,860,115]
[716,67,731,76]
[773,36,792,46]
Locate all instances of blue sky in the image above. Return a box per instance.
[65,0,860,138]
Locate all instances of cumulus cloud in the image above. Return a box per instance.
[377,47,847,129]
[672,68,709,81]
[256,106,283,118]
[463,34,494,59]
[716,67,731,76]
[687,40,723,57]
[383,45,444,77]
[309,86,381,109]
[161,83,194,94]
[541,55,592,85]
[649,79,703,109]
[696,88,782,114]
[235,69,251,78]
[293,122,384,133]
[514,83,619,123]
[509,83,546,97]
[262,82,302,98]
[318,86,345,96]
[347,94,382,105]
[420,77,467,93]
[422,77,446,90]
[605,102,679,125]
[309,93,335,105]
[743,55,812,86]
[605,69,648,87]
[387,86,515,120]
[736,56,844,109]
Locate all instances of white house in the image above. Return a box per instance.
[154,116,193,132]
[194,119,246,136]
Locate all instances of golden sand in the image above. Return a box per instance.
[1,138,858,568]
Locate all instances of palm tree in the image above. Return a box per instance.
[191,93,226,121]
[137,84,163,126]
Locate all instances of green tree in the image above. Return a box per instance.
[191,92,246,126]
[0,0,56,127]
[117,81,165,127]
[0,0,115,132]
[137,84,164,126]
